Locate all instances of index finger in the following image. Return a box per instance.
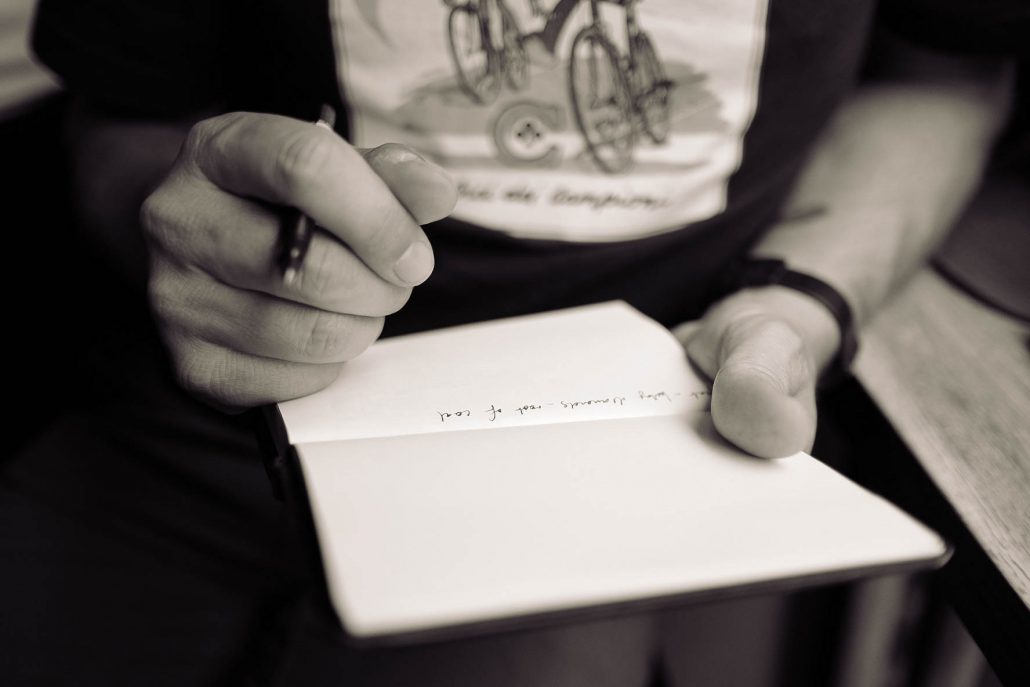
[184,112,434,287]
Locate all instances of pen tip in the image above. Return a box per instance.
[283,268,298,286]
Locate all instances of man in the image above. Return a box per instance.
[3,0,1023,684]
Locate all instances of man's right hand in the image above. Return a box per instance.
[140,112,457,407]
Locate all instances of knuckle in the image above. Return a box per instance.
[139,189,175,242]
[139,182,205,262]
[291,241,412,316]
[183,112,249,184]
[147,268,177,320]
[717,313,760,355]
[723,357,783,391]
[298,313,379,362]
[181,119,219,167]
[174,343,252,406]
[172,343,219,398]
[184,113,240,157]
[761,317,802,344]
[291,240,336,299]
[300,310,348,360]
[182,119,212,156]
[721,313,795,352]
[174,357,207,397]
[275,130,334,195]
[368,198,412,248]
[300,313,382,362]
[148,269,220,343]
[147,265,199,330]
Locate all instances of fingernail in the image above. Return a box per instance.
[395,145,426,164]
[376,144,426,166]
[393,241,434,285]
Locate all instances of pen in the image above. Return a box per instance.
[279,104,337,285]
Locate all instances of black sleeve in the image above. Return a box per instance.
[32,0,225,116]
[878,0,1030,57]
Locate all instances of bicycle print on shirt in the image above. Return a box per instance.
[332,0,768,242]
[446,0,673,174]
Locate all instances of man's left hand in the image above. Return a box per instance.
[673,286,840,458]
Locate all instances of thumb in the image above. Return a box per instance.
[361,144,458,226]
[710,317,817,458]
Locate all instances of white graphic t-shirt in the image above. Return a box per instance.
[330,0,768,243]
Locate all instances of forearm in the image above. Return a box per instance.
[67,100,205,286]
[750,34,1013,369]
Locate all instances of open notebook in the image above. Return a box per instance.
[275,302,946,643]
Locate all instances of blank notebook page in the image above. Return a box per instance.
[281,302,946,639]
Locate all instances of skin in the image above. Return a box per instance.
[67,33,1012,458]
[140,112,457,405]
[675,34,1012,457]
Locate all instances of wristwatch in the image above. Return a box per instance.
[723,257,859,387]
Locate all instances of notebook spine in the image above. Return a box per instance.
[253,404,292,501]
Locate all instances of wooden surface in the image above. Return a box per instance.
[854,267,1030,681]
